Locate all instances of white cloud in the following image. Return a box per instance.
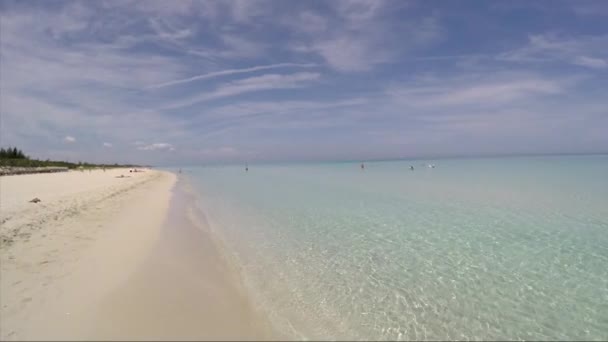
[285,3,440,72]
[64,136,76,143]
[137,143,174,151]
[103,142,113,147]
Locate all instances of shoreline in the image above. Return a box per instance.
[84,176,278,340]
[1,169,276,340]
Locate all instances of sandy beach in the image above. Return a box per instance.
[0,169,274,340]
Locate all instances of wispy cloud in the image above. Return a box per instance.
[499,34,608,69]
[574,56,607,69]
[284,1,440,71]
[64,136,76,143]
[148,17,194,41]
[1,1,606,163]
[163,72,322,109]
[387,73,569,108]
[147,63,317,89]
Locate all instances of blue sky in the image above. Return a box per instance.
[1,0,607,165]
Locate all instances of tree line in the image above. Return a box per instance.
[0,147,27,159]
[0,146,140,169]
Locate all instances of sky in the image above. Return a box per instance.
[1,0,607,165]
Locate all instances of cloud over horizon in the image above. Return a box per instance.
[1,0,606,165]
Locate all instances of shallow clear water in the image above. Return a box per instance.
[181,155,608,340]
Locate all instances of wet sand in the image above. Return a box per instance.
[85,178,278,340]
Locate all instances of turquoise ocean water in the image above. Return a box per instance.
[180,155,608,340]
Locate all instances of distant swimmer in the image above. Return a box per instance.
[410,165,414,171]
[245,167,248,172]
[361,163,365,170]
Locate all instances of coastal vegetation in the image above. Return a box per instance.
[0,146,139,169]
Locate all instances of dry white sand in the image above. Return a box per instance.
[0,168,174,339]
